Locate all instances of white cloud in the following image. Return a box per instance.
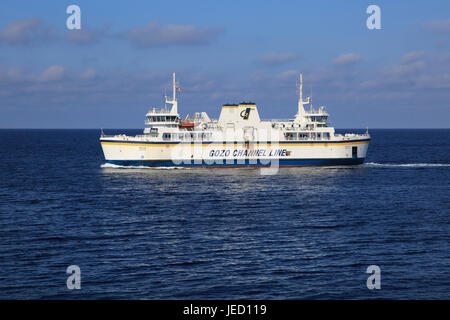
[333,53,362,66]
[124,21,223,48]
[79,68,98,80]
[38,65,67,82]
[66,26,110,45]
[0,18,55,45]
[400,51,425,64]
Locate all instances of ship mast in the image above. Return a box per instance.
[297,73,310,117]
[165,72,178,114]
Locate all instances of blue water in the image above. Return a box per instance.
[0,129,449,299]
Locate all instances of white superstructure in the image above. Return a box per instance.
[100,73,370,167]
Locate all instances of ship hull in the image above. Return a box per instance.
[100,138,370,168]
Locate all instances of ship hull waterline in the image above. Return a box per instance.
[104,158,365,168]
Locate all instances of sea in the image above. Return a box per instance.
[0,129,449,299]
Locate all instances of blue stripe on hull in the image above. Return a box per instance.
[105,158,365,167]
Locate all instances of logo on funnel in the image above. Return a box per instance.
[240,108,252,120]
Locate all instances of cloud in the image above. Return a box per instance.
[123,21,223,48]
[66,27,109,45]
[332,53,362,66]
[381,51,426,78]
[0,18,111,46]
[1,50,449,128]
[423,19,450,34]
[275,69,299,81]
[400,51,425,64]
[38,65,67,82]
[79,68,98,80]
[359,51,450,92]
[0,67,30,83]
[1,19,222,48]
[259,53,302,66]
[0,18,55,45]
[382,60,425,77]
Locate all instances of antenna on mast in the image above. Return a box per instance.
[165,72,178,114]
[172,72,176,102]
[296,73,310,117]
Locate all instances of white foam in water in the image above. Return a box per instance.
[100,163,189,170]
[365,162,450,168]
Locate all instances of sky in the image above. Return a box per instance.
[0,0,449,128]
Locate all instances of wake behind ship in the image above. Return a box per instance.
[100,73,370,167]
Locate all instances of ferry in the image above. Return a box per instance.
[100,73,370,168]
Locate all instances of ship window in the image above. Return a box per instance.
[163,133,171,140]
[284,132,294,140]
[202,133,210,140]
[298,133,308,139]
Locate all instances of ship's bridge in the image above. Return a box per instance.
[143,107,180,135]
[145,107,180,126]
[303,106,329,128]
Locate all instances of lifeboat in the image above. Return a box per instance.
[178,121,197,128]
